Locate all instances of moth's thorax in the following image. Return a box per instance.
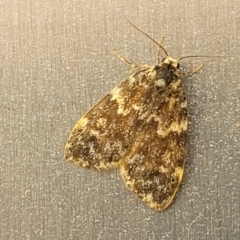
[146,56,180,87]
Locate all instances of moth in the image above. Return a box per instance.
[64,20,204,211]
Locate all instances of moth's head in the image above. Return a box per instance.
[162,56,180,70]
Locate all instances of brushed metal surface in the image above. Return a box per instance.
[0,1,239,239]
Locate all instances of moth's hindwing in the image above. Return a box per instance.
[120,71,187,211]
[65,71,157,170]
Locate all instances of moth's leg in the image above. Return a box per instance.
[113,49,151,72]
[178,63,204,77]
[113,49,133,65]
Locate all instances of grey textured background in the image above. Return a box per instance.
[1,0,240,239]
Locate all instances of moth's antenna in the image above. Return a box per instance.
[126,18,168,57]
[178,55,230,61]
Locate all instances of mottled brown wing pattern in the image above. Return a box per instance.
[65,71,157,169]
[120,75,187,211]
[65,52,195,211]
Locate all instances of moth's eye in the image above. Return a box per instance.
[177,63,180,69]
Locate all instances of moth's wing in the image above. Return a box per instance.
[65,73,155,169]
[120,79,188,211]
